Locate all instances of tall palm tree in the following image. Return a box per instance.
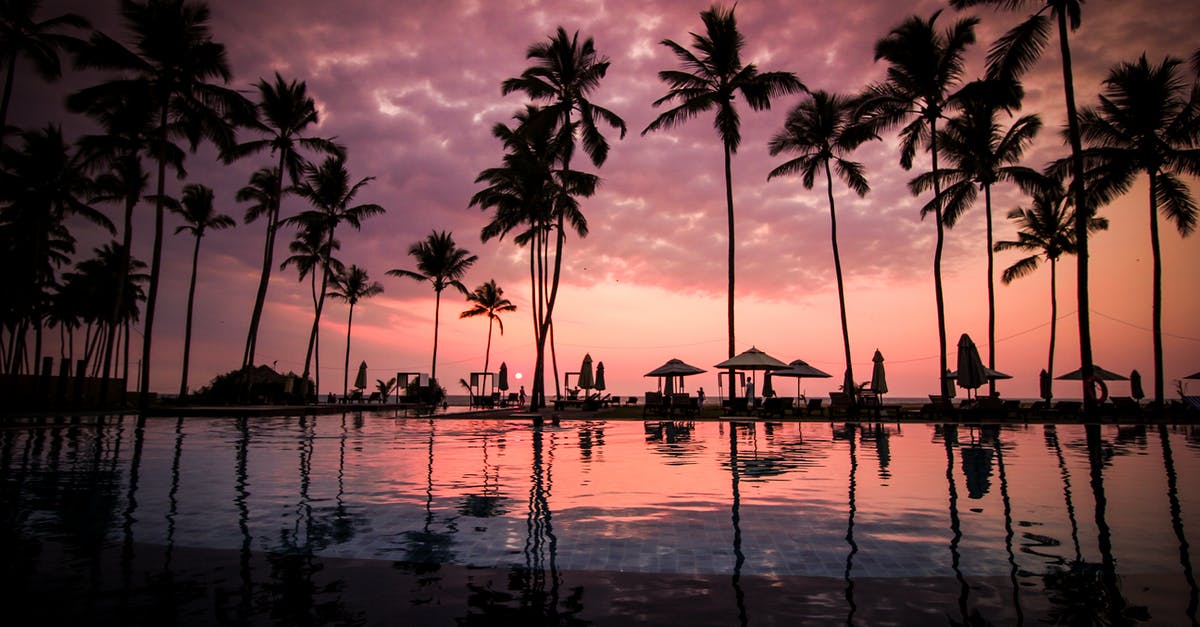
[389,231,477,384]
[460,279,516,376]
[280,223,342,398]
[1074,54,1200,404]
[501,27,624,403]
[74,0,253,407]
[327,264,382,399]
[171,183,234,398]
[767,90,877,400]
[861,10,977,397]
[642,4,804,371]
[910,79,1042,395]
[950,0,1099,408]
[994,186,1106,395]
[283,154,382,396]
[0,0,88,136]
[234,73,342,369]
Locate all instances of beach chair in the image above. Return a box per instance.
[625,396,638,406]
[803,398,824,416]
[829,392,853,417]
[643,392,666,418]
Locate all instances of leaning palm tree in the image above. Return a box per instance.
[74,0,254,407]
[327,264,382,399]
[860,9,977,397]
[910,79,1042,395]
[767,90,878,400]
[234,73,342,369]
[1074,54,1200,404]
[0,0,89,135]
[171,183,234,398]
[642,4,805,368]
[389,231,477,383]
[460,279,516,376]
[994,185,1106,394]
[950,0,1099,407]
[280,223,342,399]
[283,154,383,395]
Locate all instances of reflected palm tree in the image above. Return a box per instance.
[993,431,1024,625]
[233,416,252,623]
[727,423,748,627]
[163,416,184,573]
[459,430,507,519]
[1159,425,1198,624]
[942,424,969,623]
[844,423,859,625]
[1043,424,1082,562]
[402,419,456,565]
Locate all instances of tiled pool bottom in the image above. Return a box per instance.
[3,415,1199,624]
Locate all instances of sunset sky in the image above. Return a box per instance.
[13,0,1200,399]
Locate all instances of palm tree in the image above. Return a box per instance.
[234,73,342,369]
[950,0,1099,408]
[1074,54,1200,404]
[327,264,382,399]
[767,90,877,401]
[460,279,516,376]
[501,27,625,403]
[0,0,88,136]
[283,154,383,395]
[171,183,234,398]
[74,0,254,407]
[642,4,804,370]
[280,223,342,398]
[861,10,977,397]
[994,186,1106,395]
[389,231,477,384]
[909,79,1042,395]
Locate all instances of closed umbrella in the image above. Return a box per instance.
[595,362,606,393]
[354,361,367,391]
[870,349,888,396]
[1039,369,1052,401]
[956,334,987,398]
[1130,369,1144,400]
[578,354,594,391]
[498,362,509,391]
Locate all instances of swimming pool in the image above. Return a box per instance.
[2,414,1197,624]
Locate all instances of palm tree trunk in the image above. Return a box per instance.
[0,53,15,135]
[826,165,854,389]
[431,289,442,383]
[301,236,333,399]
[102,187,136,405]
[1148,171,1164,406]
[483,316,494,376]
[984,184,996,397]
[1058,12,1095,410]
[930,119,948,398]
[179,234,201,398]
[1048,258,1058,400]
[724,141,737,401]
[244,153,288,368]
[139,106,170,410]
[343,301,355,398]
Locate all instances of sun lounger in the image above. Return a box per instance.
[829,392,854,417]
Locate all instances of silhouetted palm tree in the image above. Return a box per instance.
[950,0,1099,409]
[389,231,476,383]
[643,4,804,368]
[768,90,877,399]
[994,186,1106,389]
[284,154,383,395]
[327,264,382,399]
[234,73,342,369]
[1074,54,1200,405]
[460,279,516,376]
[75,0,253,407]
[171,183,234,398]
[910,79,1042,395]
[0,0,88,135]
[861,10,977,396]
[280,224,341,398]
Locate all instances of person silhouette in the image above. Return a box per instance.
[697,387,706,407]
[519,386,526,407]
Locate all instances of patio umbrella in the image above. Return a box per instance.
[1039,369,1052,401]
[595,362,606,393]
[772,359,832,399]
[956,334,987,398]
[1186,371,1200,380]
[715,347,789,402]
[498,362,508,391]
[354,361,368,391]
[870,349,888,396]
[1055,366,1129,381]
[578,354,594,391]
[645,358,706,394]
[1130,369,1144,400]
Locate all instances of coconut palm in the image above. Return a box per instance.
[950,0,1099,408]
[501,27,624,404]
[234,73,342,369]
[327,264,382,399]
[74,0,254,407]
[1074,54,1200,404]
[642,4,805,367]
[994,185,1106,393]
[280,223,342,398]
[283,154,383,395]
[460,279,516,376]
[0,0,88,135]
[861,10,977,396]
[171,183,234,398]
[767,90,878,400]
[910,79,1042,395]
[389,231,477,383]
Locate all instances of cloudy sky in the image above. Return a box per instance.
[13,0,1200,399]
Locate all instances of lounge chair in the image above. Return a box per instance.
[625,396,638,406]
[829,392,854,417]
[643,392,667,418]
[803,398,824,416]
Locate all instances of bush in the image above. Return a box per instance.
[404,377,445,406]
[192,365,311,405]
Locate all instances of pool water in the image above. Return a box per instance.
[2,414,1197,625]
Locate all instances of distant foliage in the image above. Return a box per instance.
[193,365,310,405]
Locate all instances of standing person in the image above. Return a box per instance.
[519,386,526,408]
[697,387,706,407]
[746,378,755,407]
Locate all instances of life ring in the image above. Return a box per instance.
[1084,376,1109,404]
